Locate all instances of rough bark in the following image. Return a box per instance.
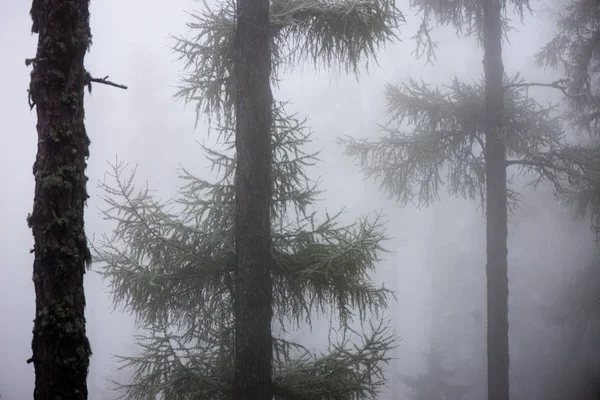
[27,0,92,399]
[482,0,509,399]
[231,0,274,397]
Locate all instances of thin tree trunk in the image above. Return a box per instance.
[232,0,274,397]
[27,0,93,399]
[482,0,509,399]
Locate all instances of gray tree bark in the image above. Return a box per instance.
[482,0,510,399]
[232,0,274,397]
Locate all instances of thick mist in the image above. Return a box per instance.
[1,0,597,399]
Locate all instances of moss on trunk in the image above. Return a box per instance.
[27,0,93,399]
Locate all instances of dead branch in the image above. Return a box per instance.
[85,72,128,93]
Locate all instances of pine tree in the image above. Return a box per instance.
[536,0,600,235]
[92,0,402,398]
[26,1,125,397]
[232,0,275,396]
[535,4,600,395]
[338,2,593,399]
[537,0,600,137]
[27,1,94,398]
[481,2,509,398]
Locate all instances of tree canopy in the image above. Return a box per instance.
[338,74,583,211]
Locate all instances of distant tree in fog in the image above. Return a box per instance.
[92,0,404,398]
[535,2,600,396]
[536,0,600,235]
[402,342,471,400]
[338,1,600,399]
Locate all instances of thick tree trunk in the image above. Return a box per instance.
[232,0,274,397]
[27,0,93,399]
[482,0,509,399]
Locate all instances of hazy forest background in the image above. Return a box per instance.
[1,0,600,399]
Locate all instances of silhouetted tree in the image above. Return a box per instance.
[92,0,402,398]
[536,4,600,395]
[27,1,93,398]
[338,2,596,399]
[26,2,125,398]
[536,0,600,235]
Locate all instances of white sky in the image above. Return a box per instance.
[0,0,596,399]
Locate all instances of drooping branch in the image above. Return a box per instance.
[340,74,567,209]
[172,0,403,126]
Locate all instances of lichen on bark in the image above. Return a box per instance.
[27,0,93,399]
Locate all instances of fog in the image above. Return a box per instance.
[1,0,597,399]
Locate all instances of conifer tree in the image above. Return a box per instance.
[535,7,600,395]
[26,0,125,398]
[338,2,593,399]
[27,3,93,396]
[93,0,402,398]
[232,0,275,396]
[536,0,600,234]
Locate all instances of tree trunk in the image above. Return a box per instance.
[482,0,509,399]
[232,0,274,397]
[27,0,93,399]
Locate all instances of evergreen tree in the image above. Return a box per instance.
[338,3,592,399]
[536,5,600,396]
[537,0,600,137]
[232,0,275,396]
[26,0,126,396]
[93,0,402,398]
[27,0,99,398]
[536,0,600,235]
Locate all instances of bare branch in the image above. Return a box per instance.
[85,72,128,92]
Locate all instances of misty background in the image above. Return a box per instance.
[1,0,597,399]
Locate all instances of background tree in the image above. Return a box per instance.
[232,0,275,396]
[401,342,471,400]
[537,0,600,137]
[338,2,592,397]
[535,3,600,396]
[536,0,600,234]
[92,0,402,398]
[402,206,482,400]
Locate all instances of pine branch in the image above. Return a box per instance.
[172,0,402,126]
[93,97,397,398]
[339,74,568,209]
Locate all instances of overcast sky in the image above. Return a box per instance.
[0,0,596,399]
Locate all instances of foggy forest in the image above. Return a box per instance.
[1,0,600,399]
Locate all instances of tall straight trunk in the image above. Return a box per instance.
[482,0,509,399]
[232,0,274,397]
[27,0,93,399]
